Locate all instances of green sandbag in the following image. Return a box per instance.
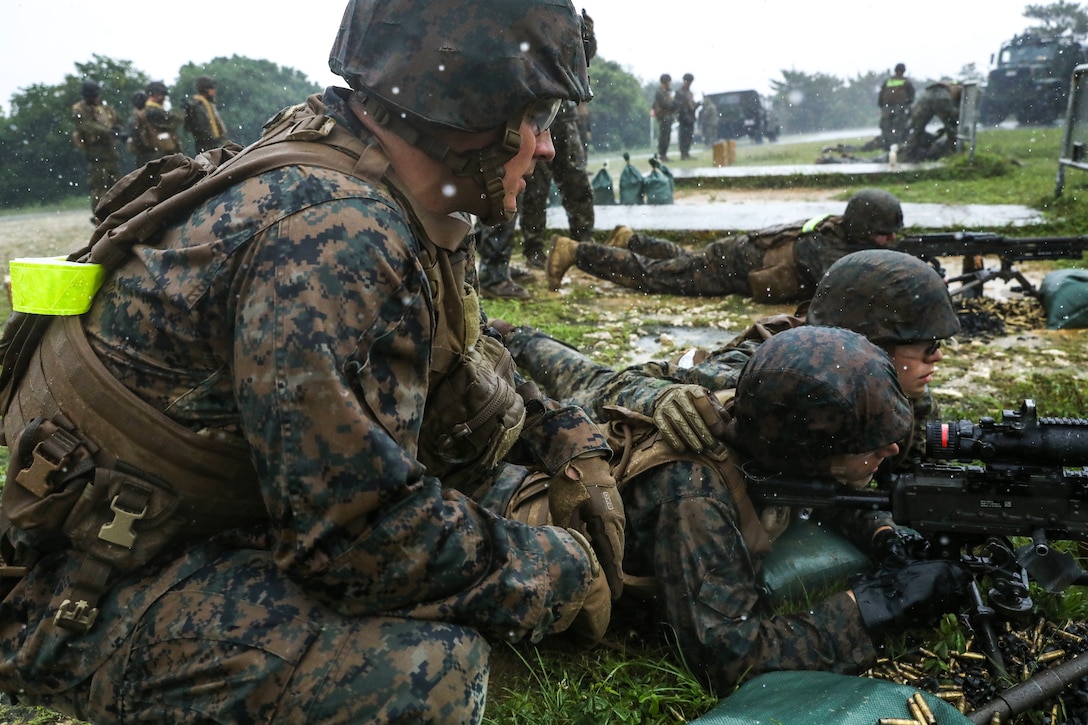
[759,518,871,608]
[619,153,644,205]
[1040,268,1088,329]
[591,166,616,205]
[689,670,972,725]
[644,160,674,205]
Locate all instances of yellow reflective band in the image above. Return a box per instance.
[802,213,832,233]
[9,257,106,315]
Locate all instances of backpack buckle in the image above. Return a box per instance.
[16,427,82,498]
[98,491,149,549]
[54,598,98,633]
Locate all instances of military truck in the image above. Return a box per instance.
[702,89,780,143]
[979,32,1088,125]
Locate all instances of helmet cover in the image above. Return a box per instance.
[734,326,912,475]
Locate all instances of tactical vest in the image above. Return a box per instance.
[747,214,836,304]
[0,97,521,634]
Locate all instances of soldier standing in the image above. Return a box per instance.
[675,73,701,160]
[547,188,904,302]
[69,79,122,216]
[137,80,182,161]
[0,1,624,722]
[652,73,676,161]
[185,75,228,154]
[878,63,915,149]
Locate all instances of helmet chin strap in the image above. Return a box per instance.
[349,93,522,225]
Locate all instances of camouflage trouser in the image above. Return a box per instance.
[39,548,489,724]
[504,326,617,415]
[678,117,695,157]
[520,116,595,256]
[476,218,517,288]
[575,234,755,297]
[879,104,911,149]
[656,118,673,158]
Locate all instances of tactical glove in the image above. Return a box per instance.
[852,560,972,638]
[562,528,612,647]
[652,384,727,454]
[548,453,626,600]
[871,526,931,570]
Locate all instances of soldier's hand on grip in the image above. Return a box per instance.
[851,559,972,638]
[547,453,626,600]
[653,384,727,454]
[871,526,931,571]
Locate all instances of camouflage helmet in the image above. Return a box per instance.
[734,326,912,475]
[195,75,217,93]
[146,81,169,97]
[842,188,903,240]
[807,249,960,345]
[328,0,592,133]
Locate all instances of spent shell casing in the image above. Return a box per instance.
[912,693,936,725]
[908,698,928,725]
[954,651,987,661]
[990,712,1002,724]
[934,690,963,700]
[877,719,922,725]
[1037,649,1066,663]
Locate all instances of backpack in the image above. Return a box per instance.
[1040,268,1088,329]
[591,165,615,205]
[619,152,644,205]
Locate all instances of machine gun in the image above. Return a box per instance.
[748,400,1088,676]
[896,231,1088,297]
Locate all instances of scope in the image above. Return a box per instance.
[926,399,1088,466]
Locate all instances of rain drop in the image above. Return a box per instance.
[441,183,457,198]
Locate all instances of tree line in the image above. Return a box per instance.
[4,0,1082,212]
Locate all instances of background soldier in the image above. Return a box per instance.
[0,1,622,722]
[652,73,676,161]
[138,80,182,161]
[547,188,904,302]
[185,75,228,154]
[125,90,154,167]
[902,79,963,162]
[675,73,700,160]
[878,63,915,150]
[69,78,122,215]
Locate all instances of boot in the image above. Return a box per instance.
[481,278,530,300]
[546,235,579,291]
[524,243,547,269]
[606,225,635,249]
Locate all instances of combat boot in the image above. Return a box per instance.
[524,242,547,269]
[546,235,579,291]
[606,225,635,249]
[482,278,531,300]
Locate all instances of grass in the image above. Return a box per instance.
[2,125,1088,724]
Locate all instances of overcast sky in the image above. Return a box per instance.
[1,1,1040,113]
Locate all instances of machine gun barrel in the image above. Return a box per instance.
[897,232,1088,262]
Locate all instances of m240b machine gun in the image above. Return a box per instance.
[749,400,1088,676]
[897,232,1088,298]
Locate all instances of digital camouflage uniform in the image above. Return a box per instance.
[138,94,183,162]
[878,69,915,150]
[565,215,862,301]
[903,82,961,161]
[504,325,919,691]
[0,51,610,725]
[675,77,699,160]
[186,91,228,154]
[653,77,675,160]
[70,95,122,213]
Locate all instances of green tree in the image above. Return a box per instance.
[1023,0,1088,36]
[585,59,649,152]
[174,56,321,155]
[0,55,146,209]
[770,70,848,134]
